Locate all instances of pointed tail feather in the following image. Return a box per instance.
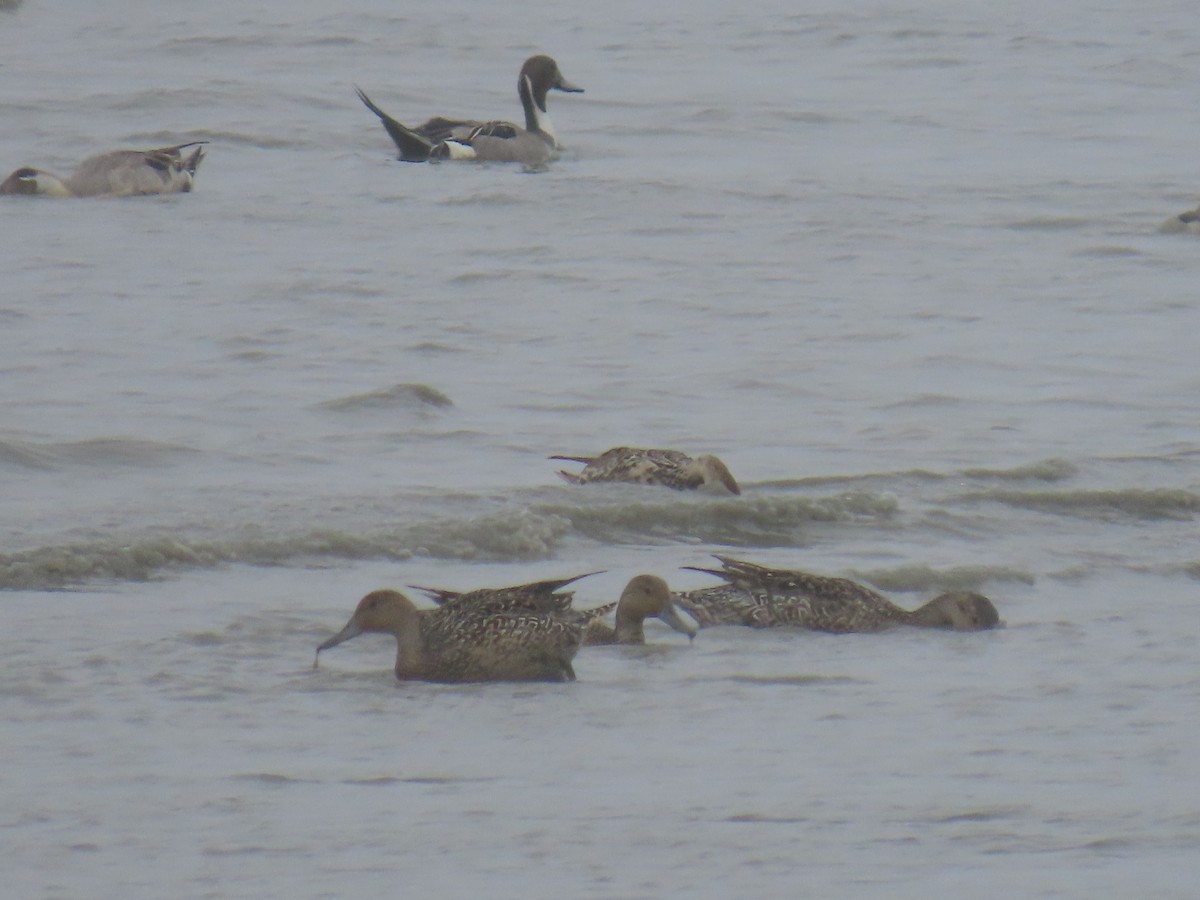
[355,86,434,162]
[681,565,729,581]
[682,554,768,583]
[549,455,591,485]
[182,146,205,176]
[409,585,460,606]
[409,572,604,608]
[519,572,605,594]
[159,141,209,153]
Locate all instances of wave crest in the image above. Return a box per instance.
[964,487,1200,520]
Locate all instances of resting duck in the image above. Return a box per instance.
[550,447,741,495]
[1159,203,1200,234]
[675,556,1001,633]
[582,574,698,646]
[315,588,584,682]
[0,142,206,197]
[356,55,582,164]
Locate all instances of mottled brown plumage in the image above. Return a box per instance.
[315,588,583,682]
[582,574,698,645]
[675,556,1001,633]
[409,572,600,616]
[669,584,763,627]
[550,447,740,495]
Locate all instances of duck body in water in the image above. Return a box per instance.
[675,556,1001,633]
[0,142,206,197]
[356,55,583,164]
[316,587,585,682]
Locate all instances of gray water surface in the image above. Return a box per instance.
[2,1,1198,897]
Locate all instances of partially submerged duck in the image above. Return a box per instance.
[675,556,1001,633]
[550,447,741,495]
[1159,203,1200,234]
[0,142,206,197]
[582,574,698,646]
[315,588,583,682]
[356,55,583,164]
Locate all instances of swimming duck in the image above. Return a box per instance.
[550,447,741,495]
[0,142,206,197]
[315,588,584,682]
[1159,204,1200,234]
[675,555,1001,633]
[582,574,698,645]
[356,55,583,164]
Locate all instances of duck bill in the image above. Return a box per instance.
[555,77,584,94]
[658,605,699,642]
[316,618,364,655]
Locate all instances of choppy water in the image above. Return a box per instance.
[2,0,1198,897]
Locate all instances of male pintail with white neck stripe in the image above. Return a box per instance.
[356,55,583,165]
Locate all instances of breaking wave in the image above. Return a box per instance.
[962,487,1200,520]
[0,490,900,590]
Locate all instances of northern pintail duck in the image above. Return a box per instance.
[550,447,741,495]
[582,574,698,646]
[0,142,206,197]
[356,55,583,164]
[316,588,584,682]
[675,556,1001,633]
[1159,203,1200,234]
